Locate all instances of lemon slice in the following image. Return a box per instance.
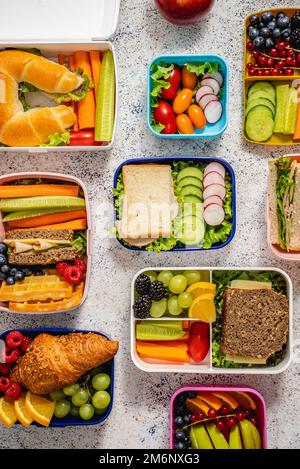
[187,282,216,298]
[0,397,18,428]
[14,394,33,427]
[25,391,55,427]
[188,293,216,322]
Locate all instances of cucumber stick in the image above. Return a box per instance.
[3,207,83,222]
[94,50,115,142]
[274,85,289,133]
[0,196,85,212]
[284,88,298,135]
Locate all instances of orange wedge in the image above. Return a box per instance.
[188,294,216,322]
[211,391,239,410]
[0,397,18,428]
[186,397,210,416]
[229,391,257,410]
[14,394,33,427]
[187,282,216,298]
[25,391,55,427]
[197,392,223,410]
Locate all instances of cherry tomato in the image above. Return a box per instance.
[161,65,182,101]
[70,130,101,146]
[153,100,177,134]
[176,114,194,134]
[188,104,207,130]
[182,66,198,89]
[173,88,194,114]
[188,322,209,363]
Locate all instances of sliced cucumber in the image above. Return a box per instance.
[136,323,185,340]
[0,196,86,212]
[3,207,81,222]
[175,215,205,246]
[180,185,203,200]
[180,202,204,218]
[177,176,203,190]
[141,320,183,330]
[177,167,203,183]
[246,98,275,117]
[183,195,202,204]
[274,84,289,133]
[248,90,275,106]
[245,106,274,142]
[248,81,275,101]
[284,87,298,135]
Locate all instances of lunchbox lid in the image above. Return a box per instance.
[0,0,120,43]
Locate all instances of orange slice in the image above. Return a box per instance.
[0,397,18,428]
[188,294,216,322]
[211,391,239,410]
[186,397,210,416]
[25,391,55,427]
[14,394,33,427]
[187,282,216,298]
[197,392,223,410]
[229,391,257,410]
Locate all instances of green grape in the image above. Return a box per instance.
[49,390,65,401]
[70,405,80,417]
[54,399,71,419]
[79,404,95,421]
[168,296,183,316]
[169,275,187,294]
[157,270,173,287]
[178,292,193,308]
[183,270,201,286]
[144,271,157,282]
[92,373,111,391]
[71,388,89,407]
[63,383,80,396]
[92,391,111,410]
[150,298,167,318]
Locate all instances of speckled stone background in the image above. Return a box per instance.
[0,0,299,449]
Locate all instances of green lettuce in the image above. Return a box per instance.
[113,176,125,219]
[54,70,94,104]
[42,132,70,147]
[275,157,294,249]
[72,231,87,256]
[146,236,178,252]
[18,82,39,111]
[186,62,220,77]
[150,63,174,107]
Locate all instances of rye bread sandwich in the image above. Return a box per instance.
[268,157,300,251]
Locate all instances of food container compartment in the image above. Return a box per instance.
[170,386,267,449]
[0,172,92,315]
[147,55,229,140]
[267,154,300,261]
[0,328,114,427]
[113,156,236,252]
[130,267,293,374]
[0,0,120,152]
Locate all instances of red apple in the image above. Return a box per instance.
[154,0,215,25]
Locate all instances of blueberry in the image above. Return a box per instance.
[262,11,274,24]
[281,28,291,40]
[187,391,197,399]
[253,36,265,50]
[258,21,265,30]
[23,268,33,277]
[174,416,183,426]
[0,254,7,266]
[260,27,272,38]
[277,11,287,20]
[265,38,275,49]
[14,270,25,281]
[0,243,7,255]
[277,16,290,29]
[267,20,276,31]
[183,414,191,424]
[273,28,282,38]
[0,264,10,275]
[175,405,185,416]
[5,276,15,285]
[9,267,17,276]
[184,436,191,444]
[175,431,185,441]
[248,26,259,40]
[174,442,184,450]
[249,15,260,27]
[0,272,6,281]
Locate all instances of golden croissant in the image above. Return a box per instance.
[10,333,119,395]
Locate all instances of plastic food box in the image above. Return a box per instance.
[170,386,267,449]
[147,54,229,140]
[267,154,300,261]
[113,156,236,251]
[0,0,120,153]
[243,8,300,146]
[0,328,114,427]
[0,172,92,314]
[130,267,293,374]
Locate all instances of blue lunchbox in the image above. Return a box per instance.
[113,156,236,252]
[0,328,115,428]
[147,54,229,140]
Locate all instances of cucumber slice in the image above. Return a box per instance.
[274,85,289,133]
[246,98,275,117]
[136,323,185,340]
[3,207,82,222]
[180,185,203,200]
[248,81,275,101]
[180,202,204,218]
[177,167,203,182]
[94,50,115,142]
[177,177,203,190]
[141,320,183,330]
[284,87,298,135]
[183,195,202,204]
[0,196,86,212]
[175,215,205,246]
[245,106,274,142]
[248,90,275,106]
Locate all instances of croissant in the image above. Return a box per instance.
[10,333,119,395]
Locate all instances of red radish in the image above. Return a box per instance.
[204,204,225,226]
[201,77,220,95]
[204,101,223,124]
[203,71,223,87]
[204,195,223,209]
[203,183,226,200]
[195,85,214,103]
[199,94,218,111]
[204,171,225,188]
[204,162,226,178]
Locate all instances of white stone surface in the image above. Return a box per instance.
[0,0,299,449]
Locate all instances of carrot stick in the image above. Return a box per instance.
[74,51,95,129]
[19,219,87,231]
[7,210,87,228]
[58,54,66,65]
[89,51,101,99]
[0,185,79,198]
[67,55,79,131]
[293,87,300,140]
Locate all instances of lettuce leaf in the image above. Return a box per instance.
[72,231,87,256]
[150,63,174,108]
[54,70,94,104]
[42,132,70,147]
[146,236,178,253]
[18,82,40,111]
[113,176,125,219]
[275,157,294,249]
[186,62,220,77]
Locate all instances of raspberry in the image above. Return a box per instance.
[74,259,87,274]
[20,336,31,353]
[63,265,83,285]
[56,261,69,276]
[0,364,11,375]
[5,348,20,364]
[0,377,10,393]
[5,383,22,401]
[5,331,23,349]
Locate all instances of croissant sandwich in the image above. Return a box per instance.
[10,332,119,395]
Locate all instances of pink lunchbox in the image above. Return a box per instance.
[0,172,92,314]
[170,386,267,449]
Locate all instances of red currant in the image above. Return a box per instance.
[252,50,260,60]
[258,56,267,66]
[216,420,225,431]
[249,417,258,427]
[277,42,286,51]
[279,70,284,76]
[277,60,285,69]
[227,417,237,428]
[262,70,271,76]
[244,410,250,419]
[286,57,294,66]
[270,48,278,58]
[208,409,218,419]
[189,415,197,424]
[196,412,205,421]
[220,405,231,416]
[256,70,263,76]
[247,42,254,51]
[236,412,245,422]
[285,68,294,76]
[271,68,280,76]
[296,53,300,63]
[288,49,295,58]
[247,62,254,70]
[280,50,288,58]
[267,58,275,68]
[291,59,297,68]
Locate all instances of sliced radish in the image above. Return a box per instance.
[204,162,226,179]
[195,85,214,104]
[203,195,223,209]
[204,204,225,226]
[204,101,223,124]
[199,94,218,111]
[203,71,223,87]
[201,77,220,95]
[204,171,225,188]
[203,184,226,200]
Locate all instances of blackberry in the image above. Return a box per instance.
[149,281,166,300]
[135,274,151,295]
[133,295,151,318]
